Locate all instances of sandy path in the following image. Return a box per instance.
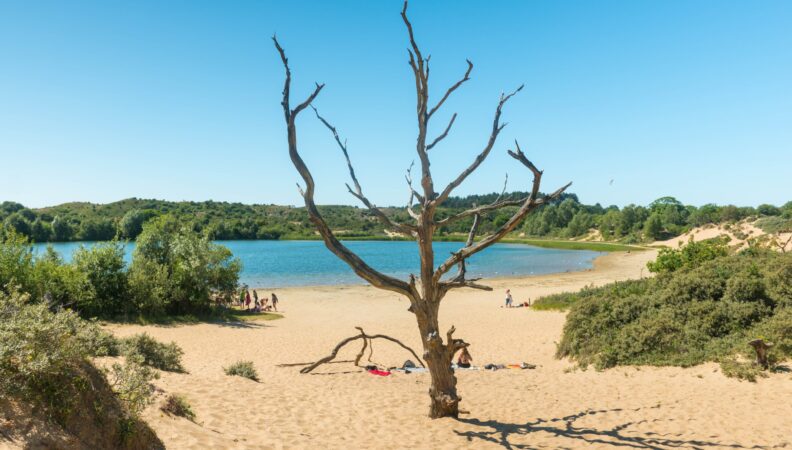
[106,250,791,449]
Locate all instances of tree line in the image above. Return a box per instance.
[1,195,790,244]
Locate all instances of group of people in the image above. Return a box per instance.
[240,287,279,312]
[503,289,531,308]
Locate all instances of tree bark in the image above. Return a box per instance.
[749,339,773,369]
[415,301,461,418]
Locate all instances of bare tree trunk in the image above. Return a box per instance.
[749,339,773,369]
[415,301,460,418]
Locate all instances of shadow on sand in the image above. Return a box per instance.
[211,320,271,329]
[454,405,763,449]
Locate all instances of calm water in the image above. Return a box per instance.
[32,240,604,288]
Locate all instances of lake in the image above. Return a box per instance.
[32,240,605,288]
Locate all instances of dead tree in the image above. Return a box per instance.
[273,1,570,418]
[748,339,773,369]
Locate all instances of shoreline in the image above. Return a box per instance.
[30,236,648,253]
[262,249,657,296]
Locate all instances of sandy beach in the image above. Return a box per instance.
[103,249,791,449]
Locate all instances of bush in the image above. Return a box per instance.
[29,246,94,310]
[647,237,730,274]
[756,216,792,234]
[0,232,35,295]
[223,360,258,381]
[718,357,767,382]
[0,286,114,415]
[556,251,792,377]
[128,216,241,316]
[108,354,159,417]
[4,224,240,321]
[120,333,184,372]
[533,280,649,311]
[0,289,90,409]
[72,242,129,318]
[160,394,196,421]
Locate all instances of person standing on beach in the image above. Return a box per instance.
[505,289,513,308]
[239,288,246,307]
[271,293,279,312]
[245,290,251,311]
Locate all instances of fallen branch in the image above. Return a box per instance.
[300,327,425,374]
[276,360,354,368]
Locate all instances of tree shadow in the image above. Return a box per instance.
[211,320,270,329]
[454,405,763,449]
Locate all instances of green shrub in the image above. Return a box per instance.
[532,290,584,311]
[557,251,792,376]
[120,333,184,372]
[647,237,730,274]
[0,232,34,294]
[223,360,258,381]
[718,357,767,382]
[160,394,196,421]
[128,216,241,316]
[755,216,792,234]
[30,246,94,310]
[533,279,649,311]
[0,286,113,416]
[72,242,129,318]
[108,354,159,417]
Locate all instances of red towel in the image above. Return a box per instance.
[368,369,391,377]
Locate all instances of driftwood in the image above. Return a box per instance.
[273,0,569,418]
[300,327,425,374]
[748,339,774,369]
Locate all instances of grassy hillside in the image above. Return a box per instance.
[1,194,789,245]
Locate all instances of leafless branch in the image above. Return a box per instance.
[311,106,414,234]
[428,60,473,118]
[405,162,422,220]
[435,174,525,227]
[402,1,435,202]
[449,213,480,282]
[427,113,457,151]
[436,141,571,286]
[443,172,509,286]
[435,85,524,206]
[274,36,415,299]
[405,161,424,204]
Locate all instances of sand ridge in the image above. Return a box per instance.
[93,249,791,449]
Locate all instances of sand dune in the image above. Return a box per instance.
[653,221,792,252]
[89,250,790,449]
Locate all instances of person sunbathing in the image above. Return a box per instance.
[457,347,473,368]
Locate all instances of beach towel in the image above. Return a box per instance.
[451,364,480,370]
[392,367,428,374]
[483,363,536,370]
[368,369,391,377]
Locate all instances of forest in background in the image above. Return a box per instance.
[1,193,790,244]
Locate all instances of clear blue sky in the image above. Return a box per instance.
[1,1,790,209]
